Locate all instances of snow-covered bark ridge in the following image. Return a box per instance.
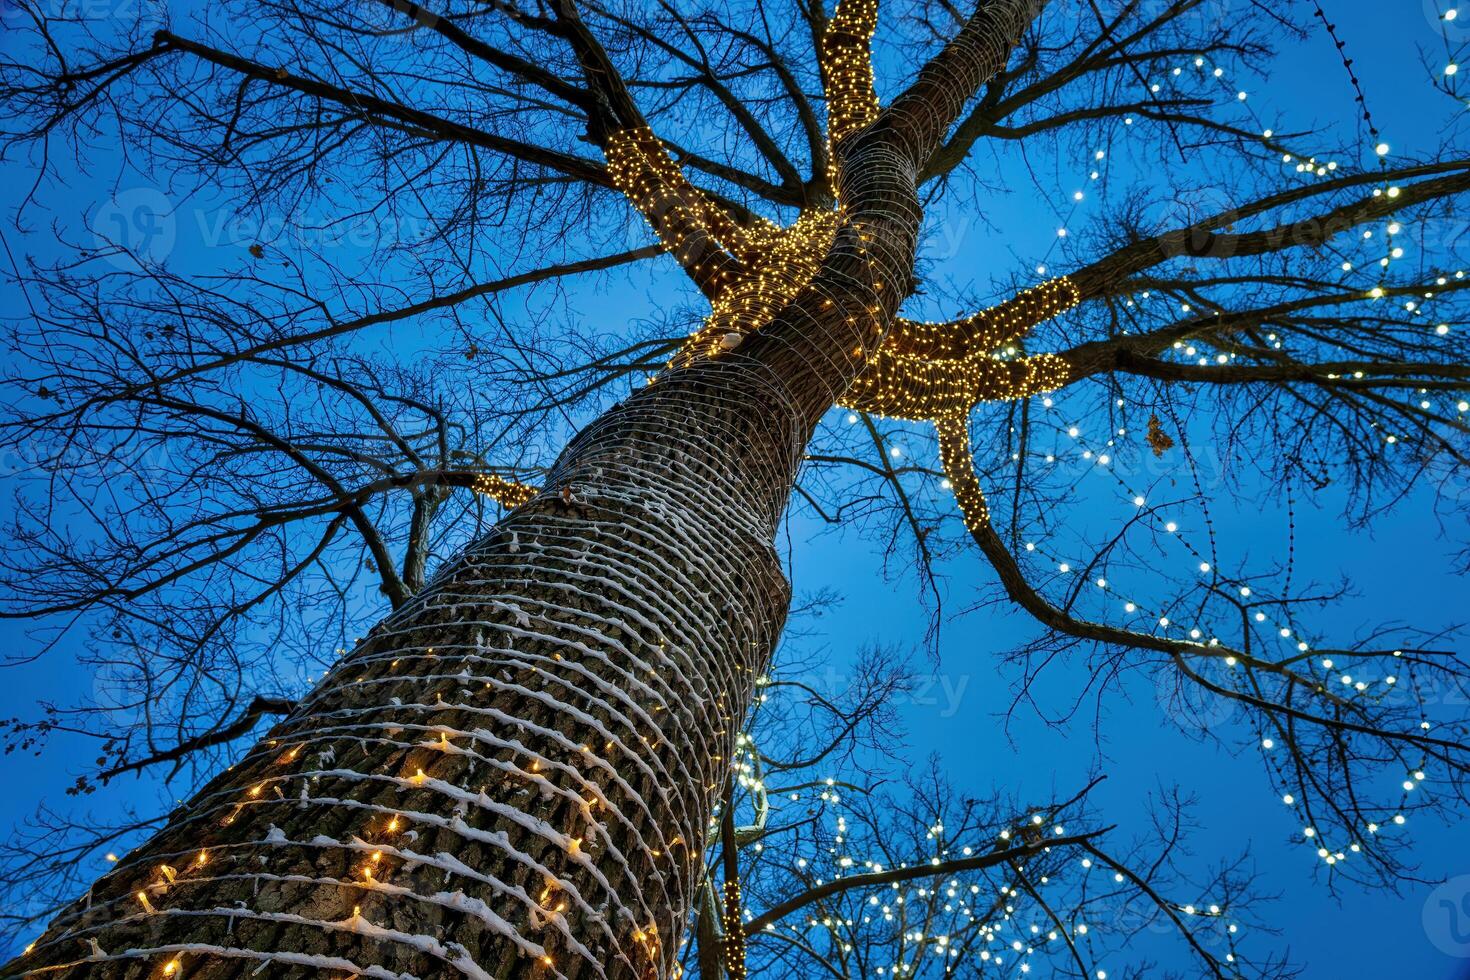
[14,359,804,979]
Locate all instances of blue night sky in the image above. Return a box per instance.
[1,1,1468,977]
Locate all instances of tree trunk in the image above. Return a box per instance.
[7,333,850,978]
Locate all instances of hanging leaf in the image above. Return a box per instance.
[1147,414,1175,457]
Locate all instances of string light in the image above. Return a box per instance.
[841,278,1079,422]
[606,125,842,366]
[470,474,537,509]
[721,878,747,979]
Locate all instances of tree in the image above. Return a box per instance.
[0,0,1467,976]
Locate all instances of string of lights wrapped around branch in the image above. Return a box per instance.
[719,878,747,979]
[841,344,1071,422]
[823,0,880,151]
[604,125,749,295]
[936,413,991,530]
[606,124,842,367]
[470,473,539,509]
[886,277,1082,357]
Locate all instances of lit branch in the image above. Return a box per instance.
[842,279,1078,421]
[742,831,1106,936]
[842,347,1069,422]
[821,0,880,149]
[925,428,1470,881]
[468,473,540,509]
[600,121,842,366]
[841,162,1470,427]
[605,125,775,294]
[886,277,1084,358]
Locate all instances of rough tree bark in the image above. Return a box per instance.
[5,1,1039,975]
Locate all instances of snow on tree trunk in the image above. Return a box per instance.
[8,348,830,979]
